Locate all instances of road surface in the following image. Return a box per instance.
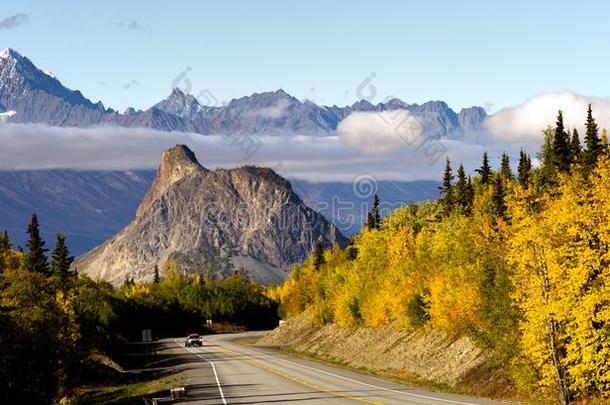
[150,332,513,405]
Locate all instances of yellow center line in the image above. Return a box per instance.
[214,345,384,405]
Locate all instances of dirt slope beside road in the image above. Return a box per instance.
[258,311,487,387]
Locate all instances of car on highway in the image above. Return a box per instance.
[185,334,203,347]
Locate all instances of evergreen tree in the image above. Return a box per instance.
[312,239,325,270]
[601,128,609,158]
[50,234,74,292]
[454,164,471,214]
[0,230,11,275]
[500,152,513,180]
[439,158,454,214]
[153,264,160,283]
[570,128,581,164]
[366,212,375,231]
[518,149,532,188]
[372,194,381,229]
[476,152,492,185]
[123,275,135,288]
[583,103,600,171]
[0,230,10,252]
[24,214,49,275]
[552,110,571,172]
[366,194,381,230]
[491,174,507,220]
[466,177,474,214]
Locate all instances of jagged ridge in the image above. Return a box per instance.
[0,48,487,137]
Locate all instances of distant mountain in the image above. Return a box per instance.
[0,169,154,254]
[0,48,487,138]
[74,145,346,286]
[292,179,440,235]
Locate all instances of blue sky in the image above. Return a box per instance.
[2,0,610,113]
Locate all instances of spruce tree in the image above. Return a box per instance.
[312,239,325,270]
[518,149,532,188]
[454,165,472,215]
[552,110,571,172]
[454,164,467,211]
[466,177,474,215]
[153,265,160,283]
[583,103,600,171]
[476,152,492,185]
[0,230,11,256]
[24,214,49,275]
[366,194,381,230]
[439,158,454,214]
[491,174,507,220]
[0,230,11,275]
[500,152,513,180]
[372,194,381,229]
[570,128,581,164]
[366,212,375,231]
[601,128,609,158]
[50,234,74,292]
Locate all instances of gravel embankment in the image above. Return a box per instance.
[258,311,487,386]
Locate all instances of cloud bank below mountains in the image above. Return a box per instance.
[1,91,608,181]
[486,91,610,142]
[337,110,423,154]
[0,123,494,182]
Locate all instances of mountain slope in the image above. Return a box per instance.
[0,48,487,137]
[0,169,154,254]
[74,145,347,286]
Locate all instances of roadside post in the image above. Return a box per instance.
[142,329,152,361]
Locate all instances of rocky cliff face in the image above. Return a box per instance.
[74,145,346,286]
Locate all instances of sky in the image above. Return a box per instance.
[3,1,610,113]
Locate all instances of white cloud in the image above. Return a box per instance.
[244,98,290,119]
[0,123,510,182]
[486,91,610,142]
[337,110,423,154]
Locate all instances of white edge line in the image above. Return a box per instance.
[175,338,228,405]
[221,339,482,405]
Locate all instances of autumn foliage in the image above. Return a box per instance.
[274,108,610,403]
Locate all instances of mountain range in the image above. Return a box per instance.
[0,47,445,266]
[74,145,346,285]
[0,48,487,138]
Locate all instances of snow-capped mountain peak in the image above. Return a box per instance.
[0,48,19,60]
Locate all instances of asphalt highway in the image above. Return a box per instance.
[148,332,513,405]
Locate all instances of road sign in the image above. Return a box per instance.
[142,329,152,343]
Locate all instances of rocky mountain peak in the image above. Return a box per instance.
[153,88,204,119]
[160,144,203,172]
[0,47,100,123]
[76,145,346,286]
[458,106,488,133]
[136,145,206,217]
[0,48,19,61]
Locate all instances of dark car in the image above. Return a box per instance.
[185,334,202,347]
